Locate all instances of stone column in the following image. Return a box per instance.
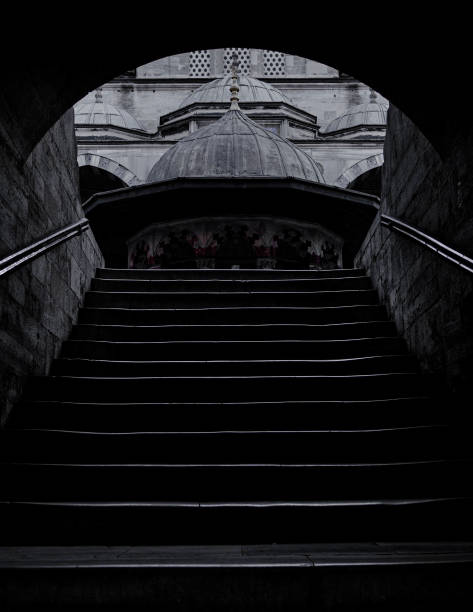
[211,49,224,77]
[252,49,264,78]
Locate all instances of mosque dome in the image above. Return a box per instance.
[74,90,143,130]
[147,108,325,184]
[178,76,292,107]
[322,100,388,134]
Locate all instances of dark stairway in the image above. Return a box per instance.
[1,267,472,610]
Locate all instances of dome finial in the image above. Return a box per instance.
[369,88,377,102]
[229,51,240,110]
[95,88,103,102]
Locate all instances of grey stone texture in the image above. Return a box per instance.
[137,49,340,81]
[74,50,386,188]
[356,106,473,398]
[0,108,103,424]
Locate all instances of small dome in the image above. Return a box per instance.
[179,76,292,108]
[147,109,324,184]
[322,101,389,134]
[74,91,143,131]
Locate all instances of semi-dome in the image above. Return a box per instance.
[322,101,389,134]
[147,108,324,183]
[178,76,292,108]
[74,90,143,130]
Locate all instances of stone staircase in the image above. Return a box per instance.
[0,267,472,609]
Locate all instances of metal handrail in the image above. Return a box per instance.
[380,213,473,275]
[3,213,471,278]
[0,218,90,277]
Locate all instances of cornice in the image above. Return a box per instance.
[160,101,318,125]
[84,175,380,215]
[108,77,352,86]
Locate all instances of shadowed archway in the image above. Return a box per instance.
[77,154,141,198]
[347,166,383,197]
[78,165,128,202]
[335,154,384,194]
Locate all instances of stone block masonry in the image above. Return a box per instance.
[356,106,473,400]
[0,105,103,425]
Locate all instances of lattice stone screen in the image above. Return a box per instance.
[188,49,288,77]
[189,50,211,77]
[263,50,286,76]
[223,48,251,75]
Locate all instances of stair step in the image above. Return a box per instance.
[10,397,435,431]
[26,373,425,402]
[0,427,455,463]
[51,355,417,377]
[91,277,372,293]
[79,305,389,326]
[84,289,379,309]
[61,337,407,360]
[0,498,472,544]
[2,542,472,568]
[0,460,469,502]
[70,321,397,342]
[6,266,466,553]
[2,545,471,612]
[96,267,366,280]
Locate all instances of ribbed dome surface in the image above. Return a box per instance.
[179,76,292,108]
[322,102,389,134]
[74,101,143,130]
[147,109,324,184]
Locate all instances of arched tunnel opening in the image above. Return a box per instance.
[1,20,473,607]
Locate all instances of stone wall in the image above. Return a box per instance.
[86,77,384,134]
[0,107,104,425]
[356,106,473,399]
[137,49,340,80]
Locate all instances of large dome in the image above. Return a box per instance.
[322,101,389,134]
[147,109,324,184]
[178,76,292,108]
[74,92,143,130]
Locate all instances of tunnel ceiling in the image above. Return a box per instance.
[2,10,467,160]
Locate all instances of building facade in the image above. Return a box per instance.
[74,48,388,199]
